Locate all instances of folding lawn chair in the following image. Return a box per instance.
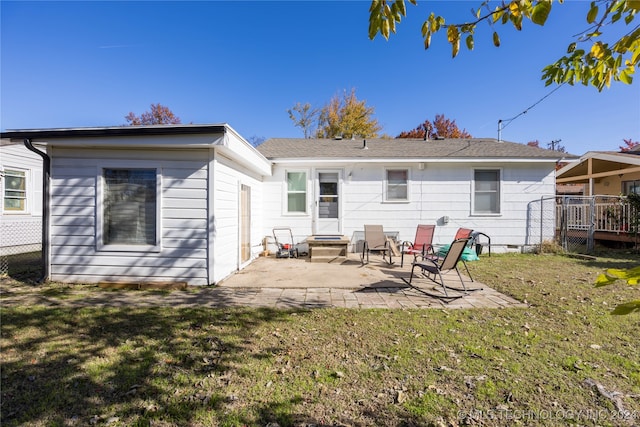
[361,224,394,265]
[453,227,475,280]
[402,237,478,302]
[400,224,435,267]
[454,227,473,239]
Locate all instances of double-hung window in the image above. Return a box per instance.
[3,169,27,212]
[473,169,501,214]
[385,169,408,202]
[101,168,159,249]
[286,171,307,213]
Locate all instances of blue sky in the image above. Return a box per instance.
[1,0,638,154]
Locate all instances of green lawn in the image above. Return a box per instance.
[1,252,639,426]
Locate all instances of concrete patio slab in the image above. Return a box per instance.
[0,254,527,310]
[217,254,527,309]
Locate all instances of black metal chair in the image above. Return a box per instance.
[402,237,480,302]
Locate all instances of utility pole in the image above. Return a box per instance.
[547,139,562,151]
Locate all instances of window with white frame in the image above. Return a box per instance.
[473,169,501,214]
[385,169,408,201]
[102,168,158,246]
[286,171,307,213]
[3,169,27,212]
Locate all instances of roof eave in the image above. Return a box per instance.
[266,157,564,163]
[0,124,228,141]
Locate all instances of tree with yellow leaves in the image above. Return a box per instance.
[368,0,639,91]
[316,88,382,139]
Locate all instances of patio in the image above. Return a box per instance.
[218,254,526,309]
[0,253,526,310]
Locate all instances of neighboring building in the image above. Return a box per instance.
[556,151,640,196]
[257,137,571,251]
[1,126,571,285]
[556,184,585,196]
[0,139,43,257]
[555,150,640,248]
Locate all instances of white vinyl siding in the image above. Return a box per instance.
[262,162,556,252]
[49,148,210,285]
[211,152,264,283]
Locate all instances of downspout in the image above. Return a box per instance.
[23,139,50,283]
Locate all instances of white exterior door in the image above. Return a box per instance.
[314,171,341,235]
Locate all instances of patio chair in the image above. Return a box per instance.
[361,224,394,265]
[454,227,473,240]
[402,237,478,302]
[400,224,435,267]
[453,227,475,280]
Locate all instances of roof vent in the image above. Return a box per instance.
[434,136,445,140]
[334,135,343,140]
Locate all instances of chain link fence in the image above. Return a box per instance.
[556,195,595,254]
[0,219,42,279]
[526,196,560,252]
[528,195,639,255]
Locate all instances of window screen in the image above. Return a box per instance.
[474,169,500,214]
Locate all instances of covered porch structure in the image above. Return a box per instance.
[556,150,640,196]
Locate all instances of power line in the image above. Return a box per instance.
[498,83,566,141]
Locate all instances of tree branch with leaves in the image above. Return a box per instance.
[368,0,640,91]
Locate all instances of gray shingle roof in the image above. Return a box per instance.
[257,138,575,160]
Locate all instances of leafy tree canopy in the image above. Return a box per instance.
[397,114,472,139]
[125,103,181,125]
[368,0,640,91]
[292,89,382,139]
[318,89,382,139]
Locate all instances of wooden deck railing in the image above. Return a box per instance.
[556,198,636,233]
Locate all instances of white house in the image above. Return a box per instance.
[1,125,270,286]
[1,125,570,286]
[257,137,571,252]
[0,139,43,258]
